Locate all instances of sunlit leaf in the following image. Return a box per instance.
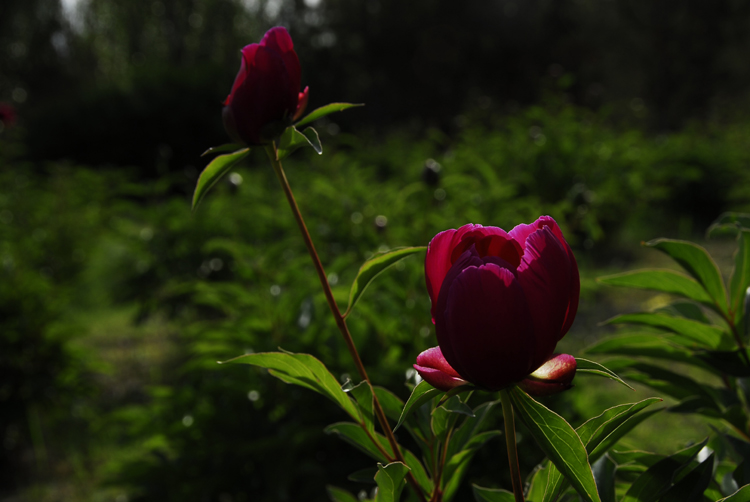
[201,143,244,157]
[394,379,442,432]
[655,300,710,323]
[575,358,634,390]
[584,333,714,372]
[374,462,410,502]
[646,238,729,314]
[345,247,426,317]
[277,126,323,160]
[603,312,724,348]
[295,102,364,128]
[509,387,600,502]
[471,485,515,502]
[223,351,359,420]
[192,148,250,210]
[598,269,714,307]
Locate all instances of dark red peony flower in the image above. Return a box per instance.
[414,216,579,393]
[222,27,309,146]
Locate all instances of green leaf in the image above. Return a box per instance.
[447,401,499,458]
[201,143,244,157]
[621,439,708,502]
[646,238,729,314]
[542,398,662,502]
[394,380,442,432]
[608,450,664,468]
[295,102,364,128]
[730,230,750,321]
[325,422,392,462]
[374,462,410,502]
[431,401,455,440]
[603,312,724,348]
[695,349,750,377]
[277,126,323,160]
[575,358,634,390]
[591,456,616,502]
[327,486,359,502]
[598,269,714,306]
[374,386,405,423]
[224,351,359,421]
[658,453,714,502]
[508,387,601,502]
[719,485,750,502]
[345,247,426,316]
[707,212,750,238]
[348,467,377,484]
[526,462,550,502]
[349,381,375,433]
[192,148,250,210]
[401,448,433,495]
[443,431,502,501]
[584,333,712,371]
[471,485,516,502]
[656,300,711,323]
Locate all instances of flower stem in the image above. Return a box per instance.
[500,389,525,502]
[264,145,427,502]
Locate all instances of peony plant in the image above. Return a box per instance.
[191,26,750,502]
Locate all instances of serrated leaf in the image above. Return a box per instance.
[719,485,750,502]
[471,485,516,502]
[394,380,442,432]
[508,387,601,502]
[223,351,359,421]
[374,462,410,502]
[345,247,426,316]
[277,126,323,160]
[621,439,708,502]
[730,230,750,322]
[325,422,392,462]
[295,102,364,128]
[192,148,250,210]
[327,486,359,502]
[598,269,714,306]
[201,143,244,157]
[604,312,724,348]
[575,358,634,390]
[646,238,729,314]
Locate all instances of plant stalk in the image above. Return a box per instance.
[265,145,426,502]
[500,389,525,502]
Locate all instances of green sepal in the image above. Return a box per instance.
[277,126,322,160]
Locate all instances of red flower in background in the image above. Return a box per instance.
[414,216,579,394]
[223,27,309,146]
[0,103,16,129]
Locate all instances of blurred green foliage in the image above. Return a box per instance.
[2,98,750,500]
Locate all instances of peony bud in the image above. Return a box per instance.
[223,27,308,146]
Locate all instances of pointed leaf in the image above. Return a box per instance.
[508,387,601,502]
[448,401,499,458]
[658,452,714,502]
[584,333,711,371]
[327,486,359,502]
[443,431,502,501]
[374,462,410,502]
[401,448,433,495]
[575,358,634,390]
[526,462,550,502]
[192,148,250,210]
[394,381,441,433]
[374,386,405,423]
[345,247,426,316]
[295,102,364,128]
[471,485,516,502]
[719,485,750,502]
[224,351,359,421]
[325,422,392,462]
[592,456,616,502]
[598,269,714,306]
[646,238,729,314]
[201,143,244,157]
[349,381,375,433]
[604,312,724,348]
[621,439,708,502]
[730,230,750,321]
[277,126,323,160]
[656,300,711,323]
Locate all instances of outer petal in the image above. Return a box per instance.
[416,346,461,377]
[437,260,536,390]
[515,226,574,368]
[261,27,301,95]
[518,353,576,397]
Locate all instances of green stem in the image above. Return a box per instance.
[264,144,427,502]
[500,389,525,502]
